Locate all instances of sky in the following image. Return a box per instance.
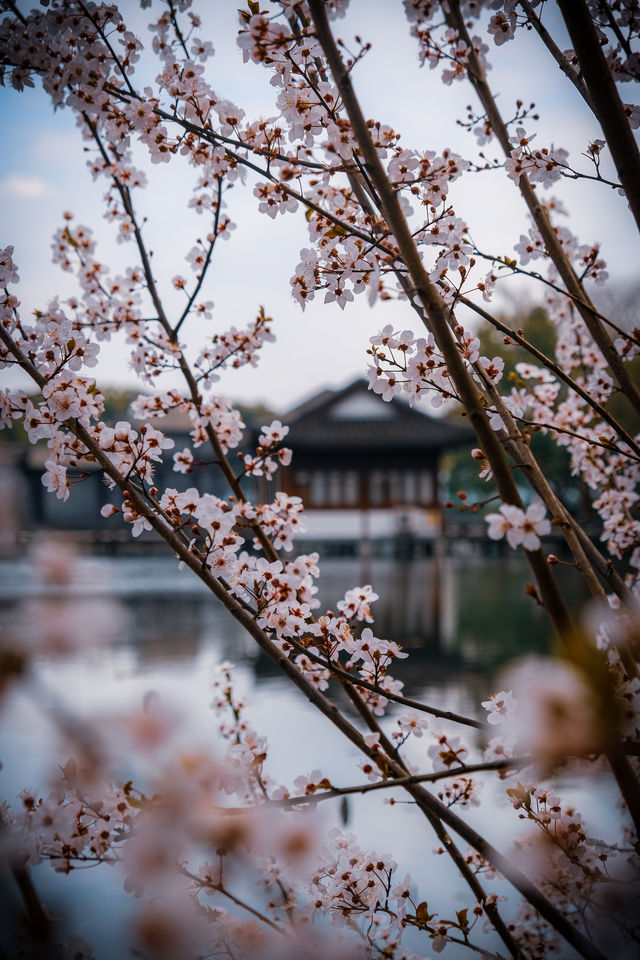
[1,0,638,414]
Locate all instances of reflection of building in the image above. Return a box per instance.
[271,380,473,554]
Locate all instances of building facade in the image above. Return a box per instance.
[269,379,474,553]
[5,380,473,556]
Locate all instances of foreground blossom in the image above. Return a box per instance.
[485,500,551,551]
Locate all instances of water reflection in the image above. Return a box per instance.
[0,552,597,960]
[0,553,590,690]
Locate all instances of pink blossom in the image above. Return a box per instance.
[481,690,517,725]
[41,460,69,501]
[486,500,550,551]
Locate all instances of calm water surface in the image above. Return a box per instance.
[0,554,614,959]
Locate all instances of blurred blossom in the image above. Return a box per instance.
[29,537,79,586]
[113,692,183,759]
[20,596,127,657]
[132,895,211,960]
[7,538,129,659]
[499,657,602,768]
[583,599,640,657]
[258,806,321,875]
[582,603,640,738]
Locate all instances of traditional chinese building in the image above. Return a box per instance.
[272,379,474,554]
[9,381,474,555]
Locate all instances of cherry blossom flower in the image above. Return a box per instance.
[486,500,550,551]
[481,690,517,725]
[395,711,428,737]
[173,448,194,474]
[41,460,69,501]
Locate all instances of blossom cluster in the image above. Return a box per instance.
[1,2,640,959]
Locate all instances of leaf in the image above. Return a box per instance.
[456,908,468,929]
[506,782,532,810]
[416,901,433,924]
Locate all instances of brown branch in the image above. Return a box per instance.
[455,291,640,460]
[518,0,595,112]
[470,249,640,347]
[0,808,59,957]
[2,318,610,960]
[288,635,484,728]
[337,675,525,960]
[173,176,223,337]
[272,759,522,807]
[445,0,640,419]
[77,2,136,97]
[558,0,640,235]
[151,107,387,249]
[306,8,612,960]
[82,114,280,561]
[181,867,284,934]
[418,802,527,960]
[307,0,581,658]
[517,415,640,463]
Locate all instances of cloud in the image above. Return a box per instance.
[34,130,79,162]
[0,175,48,199]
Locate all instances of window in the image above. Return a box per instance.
[389,471,402,504]
[403,470,417,503]
[370,471,385,505]
[310,471,326,505]
[328,471,342,506]
[419,470,434,503]
[344,471,359,506]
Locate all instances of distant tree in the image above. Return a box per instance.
[444,306,588,512]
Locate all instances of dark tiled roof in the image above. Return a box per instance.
[284,387,336,422]
[284,379,474,451]
[286,416,473,451]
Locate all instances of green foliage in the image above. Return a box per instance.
[443,305,587,509]
[478,304,556,369]
[101,388,140,423]
[235,402,277,429]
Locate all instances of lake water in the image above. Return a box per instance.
[0,553,615,959]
